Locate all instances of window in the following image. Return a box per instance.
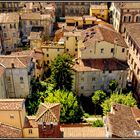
[57,48,59,51]
[81,77,84,81]
[131,58,134,64]
[137,68,140,75]
[10,24,12,29]
[101,48,104,53]
[10,114,14,119]
[66,37,68,40]
[109,70,112,73]
[47,54,49,57]
[136,16,140,22]
[3,33,7,38]
[111,48,114,53]
[92,77,95,81]
[14,24,16,29]
[28,129,32,134]
[20,77,24,84]
[75,48,77,52]
[90,50,92,53]
[134,63,137,69]
[13,33,16,37]
[93,85,95,89]
[81,86,84,89]
[122,48,125,53]
[50,123,53,129]
[67,49,69,52]
[30,21,32,25]
[47,60,49,64]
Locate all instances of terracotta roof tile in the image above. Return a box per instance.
[0,13,19,23]
[24,116,38,128]
[0,99,24,111]
[74,59,128,72]
[0,56,30,68]
[0,122,22,138]
[114,2,140,9]
[125,23,140,47]
[81,25,127,49]
[36,103,61,123]
[107,103,140,138]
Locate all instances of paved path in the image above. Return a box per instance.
[60,126,106,138]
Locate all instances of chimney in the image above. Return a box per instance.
[11,63,15,68]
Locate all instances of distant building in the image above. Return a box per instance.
[56,2,101,17]
[20,12,54,37]
[0,2,23,12]
[124,23,140,102]
[0,99,61,138]
[90,4,109,21]
[73,24,129,96]
[104,103,140,138]
[0,13,20,53]
[0,55,34,98]
[110,2,140,33]
[11,49,44,79]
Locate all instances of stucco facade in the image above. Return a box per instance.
[0,55,34,98]
[0,13,20,53]
[110,2,140,33]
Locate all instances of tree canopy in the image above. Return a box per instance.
[50,54,74,91]
[109,79,118,93]
[45,89,84,123]
[101,92,137,115]
[92,90,106,105]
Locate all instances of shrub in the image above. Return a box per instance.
[92,119,104,127]
[84,113,90,118]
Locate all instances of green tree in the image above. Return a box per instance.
[45,89,84,123]
[25,79,49,115]
[92,119,104,127]
[101,92,137,115]
[92,90,106,115]
[50,54,74,91]
[109,80,118,93]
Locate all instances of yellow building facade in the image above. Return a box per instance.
[90,4,108,21]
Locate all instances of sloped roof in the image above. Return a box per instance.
[0,99,24,111]
[0,122,22,138]
[36,103,61,123]
[74,59,128,72]
[81,25,128,50]
[114,2,140,9]
[24,116,38,128]
[0,13,19,23]
[11,49,44,60]
[107,103,140,138]
[125,23,140,48]
[0,56,30,68]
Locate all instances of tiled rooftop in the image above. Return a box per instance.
[0,122,22,138]
[0,13,19,23]
[81,25,127,49]
[107,103,140,138]
[0,99,24,111]
[125,23,140,47]
[36,103,61,123]
[74,59,128,72]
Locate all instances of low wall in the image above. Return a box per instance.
[60,123,92,127]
